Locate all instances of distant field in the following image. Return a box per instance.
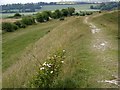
[39,4,100,12]
[2,12,36,18]
[2,4,99,18]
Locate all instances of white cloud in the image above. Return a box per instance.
[1,0,61,5]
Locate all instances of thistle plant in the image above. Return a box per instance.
[29,49,66,88]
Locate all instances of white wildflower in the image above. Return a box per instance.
[50,71,53,74]
[54,55,57,57]
[63,49,66,52]
[43,62,47,66]
[61,61,64,63]
[40,67,45,70]
[51,57,54,59]
[47,64,51,67]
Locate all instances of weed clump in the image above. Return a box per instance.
[29,49,66,88]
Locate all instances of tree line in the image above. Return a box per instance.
[2,7,93,33]
[1,2,56,13]
[90,2,120,10]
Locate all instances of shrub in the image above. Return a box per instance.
[29,49,66,88]
[14,13,21,18]
[61,9,69,17]
[42,12,49,21]
[99,11,102,13]
[12,24,19,30]
[21,16,35,25]
[75,12,79,16]
[14,21,26,28]
[20,23,26,28]
[51,12,57,19]
[14,21,22,28]
[86,12,93,15]
[68,7,75,16]
[42,11,52,18]
[54,9,62,18]
[36,13,44,22]
[2,22,18,32]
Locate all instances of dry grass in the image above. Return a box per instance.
[2,11,118,88]
[1,18,21,23]
[3,16,86,88]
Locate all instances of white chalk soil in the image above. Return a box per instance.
[84,15,119,87]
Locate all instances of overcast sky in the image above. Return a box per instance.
[0,0,119,5]
[1,0,61,5]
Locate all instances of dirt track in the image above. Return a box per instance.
[84,13,119,87]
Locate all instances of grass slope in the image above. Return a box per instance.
[51,11,118,88]
[88,11,118,88]
[3,16,92,88]
[2,20,61,71]
[2,11,118,88]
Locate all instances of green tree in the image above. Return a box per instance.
[42,11,49,21]
[14,13,21,18]
[54,9,62,18]
[21,16,35,25]
[36,13,44,22]
[14,21,22,28]
[68,7,75,16]
[90,5,94,9]
[61,9,69,17]
[51,12,57,19]
[2,22,18,32]
[14,21,26,28]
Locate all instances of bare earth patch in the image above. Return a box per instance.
[1,18,21,23]
[84,12,118,87]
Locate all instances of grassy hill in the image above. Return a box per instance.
[2,11,118,88]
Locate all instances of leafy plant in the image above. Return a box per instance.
[14,13,21,18]
[21,16,35,25]
[36,13,44,22]
[2,22,18,32]
[29,49,66,88]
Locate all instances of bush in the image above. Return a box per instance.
[29,49,66,88]
[61,9,69,17]
[54,9,62,19]
[42,12,49,21]
[42,11,52,18]
[68,7,75,16]
[14,21,22,28]
[75,12,79,16]
[51,12,57,19]
[21,16,35,25]
[36,13,44,22]
[12,24,19,30]
[2,22,18,32]
[86,12,93,15]
[14,13,21,18]
[20,23,26,28]
[99,11,102,13]
[14,21,26,28]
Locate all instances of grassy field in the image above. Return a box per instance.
[2,11,118,88]
[39,4,99,12]
[2,19,63,71]
[2,12,36,19]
